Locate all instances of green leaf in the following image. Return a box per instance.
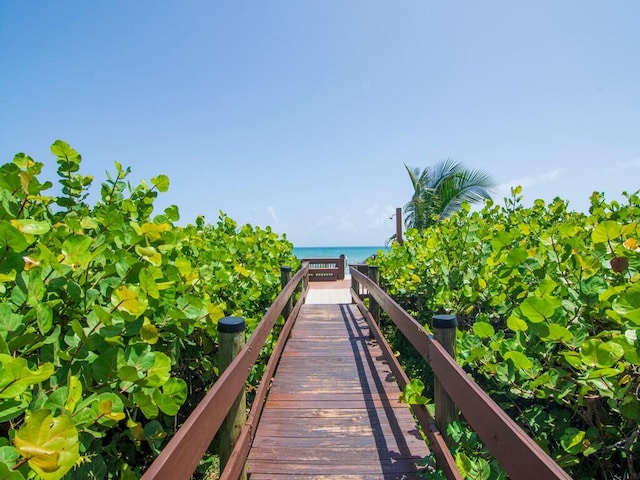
[0,355,54,399]
[612,288,640,326]
[92,348,119,384]
[535,277,558,297]
[144,352,171,387]
[473,321,495,338]
[540,324,572,343]
[139,268,159,299]
[505,248,527,266]
[592,220,622,244]
[399,378,429,405]
[0,462,24,479]
[13,409,79,480]
[579,339,624,368]
[36,304,53,335]
[60,235,93,268]
[579,276,607,298]
[133,391,159,419]
[503,351,533,370]
[0,446,20,467]
[11,219,51,236]
[118,344,155,382]
[620,396,640,420]
[152,378,187,415]
[50,140,79,161]
[506,314,528,332]
[150,175,170,192]
[0,221,28,253]
[519,296,558,323]
[43,388,68,415]
[560,428,585,454]
[0,398,29,423]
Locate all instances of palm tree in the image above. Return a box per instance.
[403,159,495,230]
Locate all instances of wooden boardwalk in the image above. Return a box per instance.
[246,301,429,479]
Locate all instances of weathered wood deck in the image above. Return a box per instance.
[246,301,430,479]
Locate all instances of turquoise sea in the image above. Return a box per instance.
[293,246,388,266]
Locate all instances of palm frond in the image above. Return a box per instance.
[403,158,495,226]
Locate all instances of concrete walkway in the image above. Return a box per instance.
[305,279,352,304]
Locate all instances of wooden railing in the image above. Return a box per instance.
[141,264,309,480]
[349,266,572,480]
[303,255,345,281]
[142,262,571,480]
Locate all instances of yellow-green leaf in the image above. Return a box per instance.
[473,321,495,338]
[11,219,51,235]
[64,376,82,413]
[135,245,162,266]
[507,314,528,332]
[141,223,170,241]
[592,220,622,244]
[111,286,147,317]
[151,175,170,192]
[140,318,159,344]
[235,264,250,277]
[13,409,79,480]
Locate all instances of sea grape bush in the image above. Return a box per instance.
[373,187,640,479]
[0,141,298,479]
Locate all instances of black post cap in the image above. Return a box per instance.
[218,316,246,333]
[281,266,292,272]
[432,314,458,329]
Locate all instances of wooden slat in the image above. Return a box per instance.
[246,303,429,478]
[350,287,462,480]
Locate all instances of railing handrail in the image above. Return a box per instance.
[141,264,309,480]
[302,256,345,281]
[349,266,571,480]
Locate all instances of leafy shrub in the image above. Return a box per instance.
[373,187,640,479]
[0,141,298,479]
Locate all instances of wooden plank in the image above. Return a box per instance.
[247,459,421,475]
[246,304,429,478]
[250,475,395,480]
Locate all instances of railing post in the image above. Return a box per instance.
[351,266,358,303]
[367,265,380,338]
[281,266,292,319]
[432,314,458,446]
[396,207,403,245]
[218,317,247,477]
[338,254,346,280]
[302,262,309,300]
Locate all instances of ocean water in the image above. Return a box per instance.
[293,246,388,266]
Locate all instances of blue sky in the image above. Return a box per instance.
[1,1,638,246]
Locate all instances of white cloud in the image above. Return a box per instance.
[495,168,563,199]
[266,205,278,222]
[365,203,396,228]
